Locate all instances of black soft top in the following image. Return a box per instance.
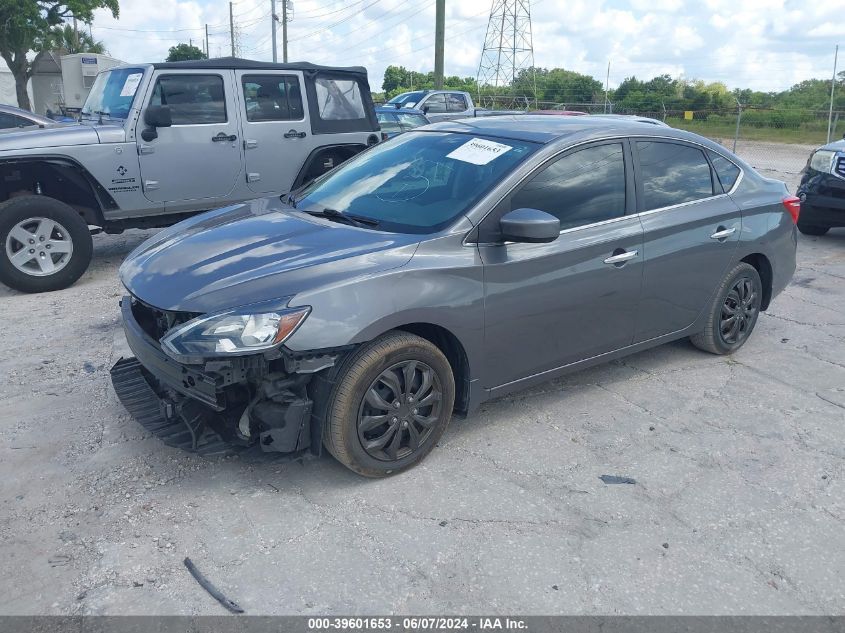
[150,57,367,77]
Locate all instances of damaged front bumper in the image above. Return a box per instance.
[111,296,335,457]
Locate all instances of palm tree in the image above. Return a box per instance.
[43,24,107,55]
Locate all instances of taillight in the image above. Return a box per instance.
[782,196,800,224]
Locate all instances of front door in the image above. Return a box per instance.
[236,70,311,194]
[632,140,742,342]
[137,70,242,204]
[479,141,644,390]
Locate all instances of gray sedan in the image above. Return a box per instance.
[113,116,798,477]
[0,104,56,129]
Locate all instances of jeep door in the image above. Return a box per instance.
[631,139,742,342]
[478,140,644,391]
[236,70,312,194]
[136,70,242,205]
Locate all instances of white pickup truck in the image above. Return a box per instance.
[384,90,524,123]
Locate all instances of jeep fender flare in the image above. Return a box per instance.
[291,142,373,190]
[0,155,119,226]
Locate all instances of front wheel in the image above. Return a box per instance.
[322,331,455,477]
[690,262,762,355]
[0,196,93,293]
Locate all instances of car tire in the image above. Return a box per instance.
[797,204,831,236]
[797,221,829,236]
[322,331,455,477]
[0,196,93,293]
[690,262,762,355]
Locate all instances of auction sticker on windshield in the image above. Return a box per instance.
[120,73,143,97]
[446,137,513,165]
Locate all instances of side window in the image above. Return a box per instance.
[510,143,626,231]
[376,112,402,135]
[397,112,428,130]
[636,141,715,210]
[314,77,366,120]
[708,150,741,192]
[150,74,226,125]
[423,93,447,113]
[242,75,303,122]
[446,93,468,111]
[0,113,30,129]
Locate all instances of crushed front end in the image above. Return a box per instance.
[110,296,338,458]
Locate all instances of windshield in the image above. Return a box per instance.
[81,67,145,119]
[294,131,537,234]
[386,91,426,108]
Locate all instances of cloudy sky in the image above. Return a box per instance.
[89,0,842,93]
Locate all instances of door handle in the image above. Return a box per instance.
[603,250,638,266]
[284,129,307,139]
[710,226,737,240]
[212,132,237,142]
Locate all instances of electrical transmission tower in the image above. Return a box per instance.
[475,0,537,109]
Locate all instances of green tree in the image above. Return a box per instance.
[0,0,119,110]
[43,23,106,54]
[166,42,206,62]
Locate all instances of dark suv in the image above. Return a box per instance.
[796,138,845,235]
[112,116,798,477]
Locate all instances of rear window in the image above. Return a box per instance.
[376,112,402,134]
[314,77,366,120]
[708,150,741,192]
[636,141,715,210]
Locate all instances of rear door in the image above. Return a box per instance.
[479,140,644,389]
[632,139,742,342]
[137,70,242,203]
[236,70,311,194]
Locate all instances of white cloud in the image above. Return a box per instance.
[85,0,841,93]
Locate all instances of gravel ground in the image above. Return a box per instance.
[0,167,843,616]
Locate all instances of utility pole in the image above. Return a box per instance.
[434,0,445,89]
[604,60,611,114]
[271,0,278,62]
[72,16,79,53]
[229,2,235,57]
[282,0,288,63]
[205,24,210,57]
[827,44,839,144]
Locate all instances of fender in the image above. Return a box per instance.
[0,155,119,226]
[291,142,373,190]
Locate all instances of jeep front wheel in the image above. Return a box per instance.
[0,196,93,293]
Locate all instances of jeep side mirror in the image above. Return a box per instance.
[144,105,172,128]
[500,208,560,243]
[422,105,430,114]
[141,105,172,142]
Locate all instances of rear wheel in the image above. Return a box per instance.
[691,262,762,355]
[322,331,455,477]
[0,196,93,293]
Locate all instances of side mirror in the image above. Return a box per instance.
[422,105,429,114]
[144,105,172,128]
[141,105,172,142]
[500,208,560,243]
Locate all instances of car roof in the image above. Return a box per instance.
[0,103,53,125]
[125,56,367,77]
[375,106,427,115]
[420,115,692,144]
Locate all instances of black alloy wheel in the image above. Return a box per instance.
[719,275,759,346]
[357,360,443,461]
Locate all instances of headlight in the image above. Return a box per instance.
[161,303,310,358]
[809,150,835,173]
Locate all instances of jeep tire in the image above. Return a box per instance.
[0,196,93,293]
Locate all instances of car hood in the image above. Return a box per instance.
[818,138,845,152]
[120,197,421,313]
[0,122,102,151]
